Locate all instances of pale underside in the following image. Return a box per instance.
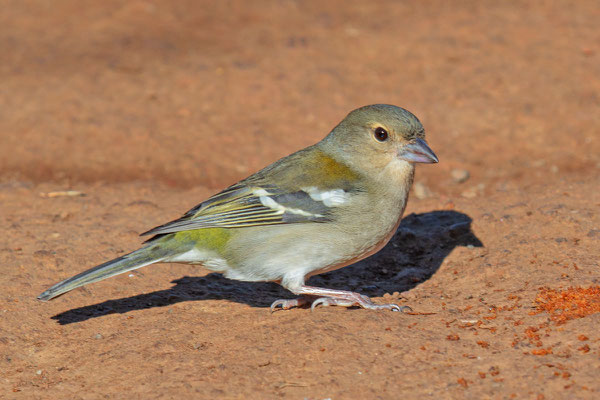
[162,157,414,292]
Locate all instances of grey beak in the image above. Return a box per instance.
[398,138,439,164]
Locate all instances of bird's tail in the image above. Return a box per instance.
[37,245,171,301]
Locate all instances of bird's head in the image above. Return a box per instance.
[322,104,438,176]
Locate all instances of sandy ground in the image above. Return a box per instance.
[1,1,600,398]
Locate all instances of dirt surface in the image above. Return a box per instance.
[1,1,600,398]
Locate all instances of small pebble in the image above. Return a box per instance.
[462,183,485,199]
[461,188,477,198]
[413,182,432,199]
[94,333,103,340]
[451,169,470,183]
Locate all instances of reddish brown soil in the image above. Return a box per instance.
[2,1,600,398]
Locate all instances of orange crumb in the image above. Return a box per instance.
[524,326,542,346]
[533,286,600,325]
[578,344,590,353]
[447,334,460,341]
[457,378,468,388]
[531,348,553,356]
[477,341,490,348]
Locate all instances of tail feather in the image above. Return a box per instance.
[37,247,168,301]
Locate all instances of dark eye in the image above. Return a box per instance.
[374,127,388,142]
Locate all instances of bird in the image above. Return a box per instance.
[38,104,438,311]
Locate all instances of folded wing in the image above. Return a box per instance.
[141,183,335,236]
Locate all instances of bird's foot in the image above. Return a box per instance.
[270,296,311,312]
[277,285,411,312]
[310,293,411,312]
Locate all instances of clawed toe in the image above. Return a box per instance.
[379,303,412,312]
[310,296,354,311]
[270,297,309,312]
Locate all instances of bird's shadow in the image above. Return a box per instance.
[52,210,482,324]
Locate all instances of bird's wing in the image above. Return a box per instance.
[141,146,363,236]
[140,183,344,235]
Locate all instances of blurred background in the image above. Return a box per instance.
[2,0,598,197]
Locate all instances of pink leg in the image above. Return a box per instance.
[271,286,411,312]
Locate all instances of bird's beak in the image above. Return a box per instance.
[398,138,439,163]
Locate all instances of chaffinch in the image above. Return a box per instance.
[38,104,438,311]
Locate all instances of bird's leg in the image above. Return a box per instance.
[280,285,411,312]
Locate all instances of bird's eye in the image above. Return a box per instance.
[374,127,388,142]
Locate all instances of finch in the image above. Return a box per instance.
[38,104,438,311]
